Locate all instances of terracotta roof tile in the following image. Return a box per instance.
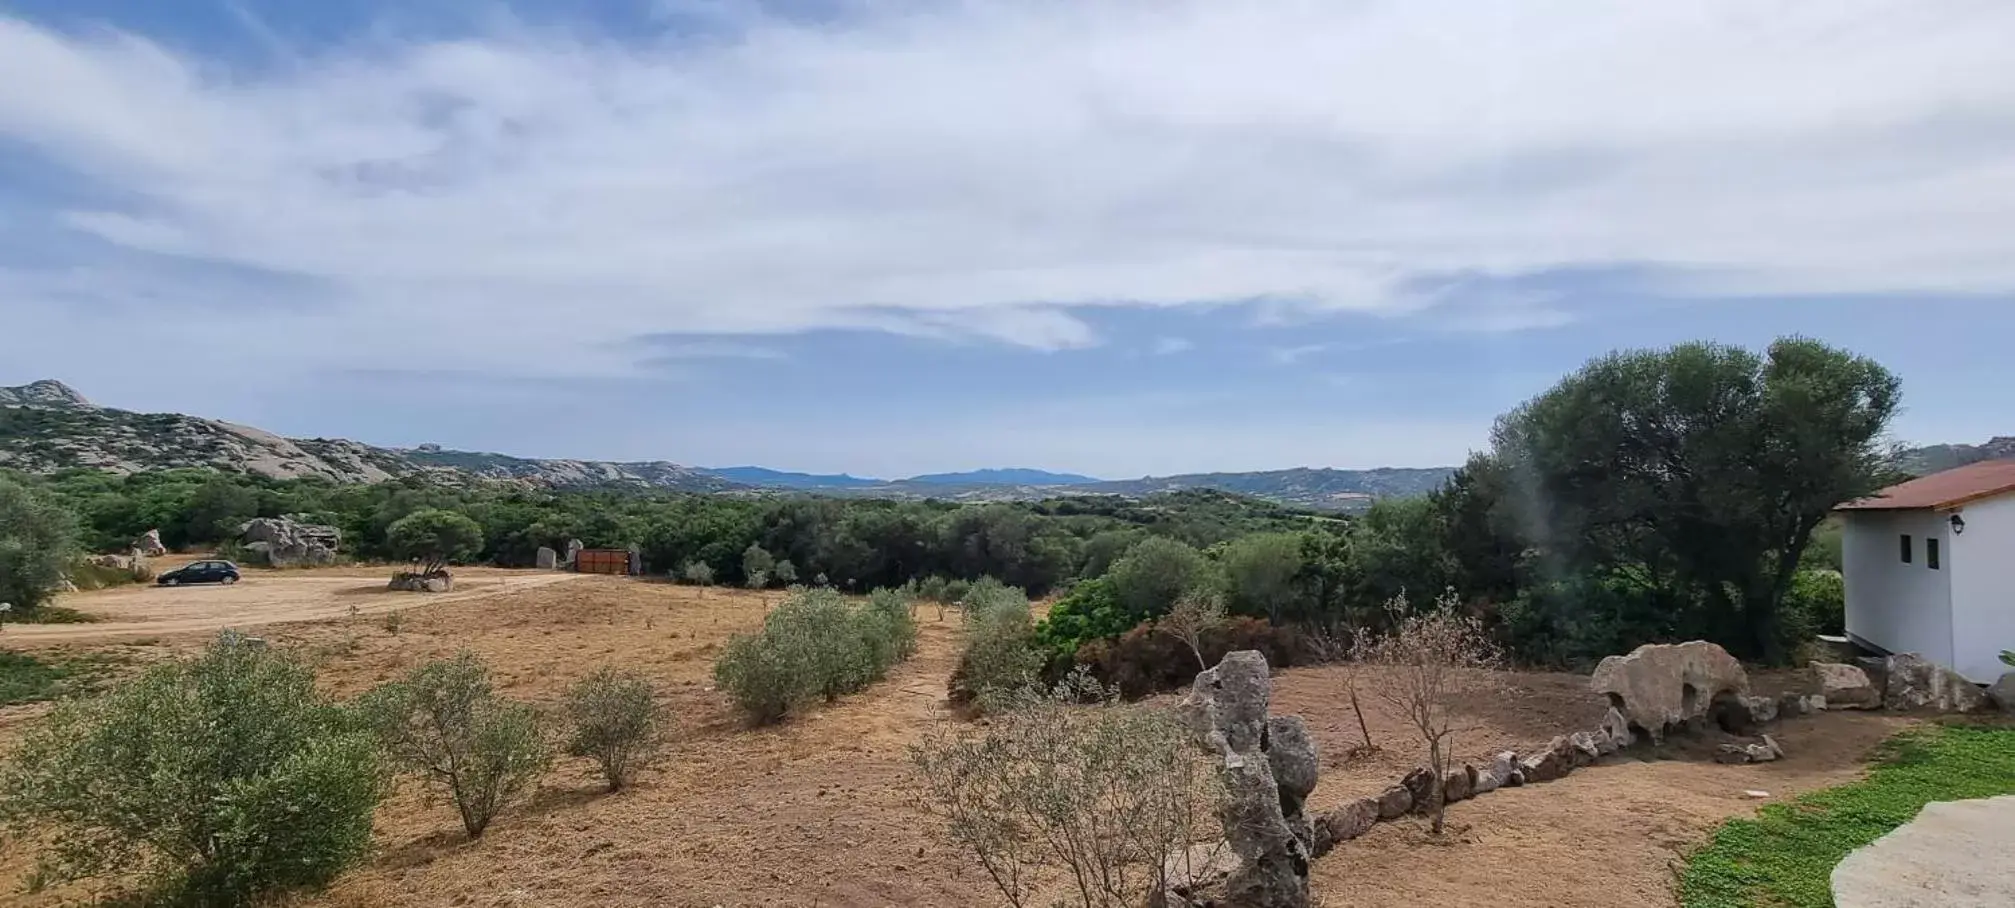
[1837,459,2015,511]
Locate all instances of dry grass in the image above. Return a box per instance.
[0,572,1922,908]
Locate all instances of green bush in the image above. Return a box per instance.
[0,632,387,906]
[1032,576,1130,659]
[713,587,918,724]
[1784,569,1845,637]
[358,652,551,837]
[1104,537,1210,624]
[563,667,664,793]
[948,579,1044,711]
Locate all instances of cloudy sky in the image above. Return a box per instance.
[3,1,2012,479]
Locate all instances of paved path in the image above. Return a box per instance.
[1833,795,2015,907]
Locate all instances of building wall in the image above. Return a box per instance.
[1949,495,2015,683]
[1843,508,1954,667]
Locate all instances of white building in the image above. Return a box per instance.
[1837,460,2015,683]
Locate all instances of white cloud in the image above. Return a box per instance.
[1150,336,1194,355]
[3,2,2014,379]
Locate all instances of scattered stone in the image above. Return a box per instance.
[1744,743,1779,763]
[1599,707,1634,752]
[1714,744,1753,765]
[238,516,341,567]
[1490,751,1518,784]
[1401,767,1437,809]
[88,553,134,570]
[388,570,453,593]
[1812,661,1882,710]
[1519,738,1572,784]
[535,546,559,570]
[1762,734,1785,760]
[1742,695,1780,725]
[1473,766,1502,795]
[133,528,167,557]
[1591,641,1750,743]
[1882,654,1988,713]
[1779,692,1827,717]
[1567,731,1602,766]
[1375,785,1413,820]
[1177,651,1313,908]
[1311,798,1380,857]
[1744,790,1771,799]
[1442,765,1475,804]
[1714,694,1775,736]
[1990,672,2015,716]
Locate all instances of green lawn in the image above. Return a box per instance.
[1679,725,2015,908]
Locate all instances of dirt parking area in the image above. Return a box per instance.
[0,574,1920,907]
[6,565,587,645]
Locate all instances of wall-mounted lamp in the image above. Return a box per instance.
[1951,514,1967,535]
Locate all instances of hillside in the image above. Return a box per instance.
[0,382,737,493]
[1894,436,2015,475]
[1,380,1447,508]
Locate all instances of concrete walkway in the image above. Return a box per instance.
[1833,795,2015,907]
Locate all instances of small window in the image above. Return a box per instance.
[1927,538,1940,570]
[1900,534,1913,564]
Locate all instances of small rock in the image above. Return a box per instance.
[1811,661,1881,710]
[1442,765,1475,804]
[1761,734,1785,760]
[1714,744,1752,765]
[1376,785,1413,820]
[1991,672,2015,716]
[1599,707,1634,751]
[1519,738,1572,783]
[1401,767,1437,810]
[1473,768,1502,795]
[1568,731,1601,766]
[1743,743,1779,763]
[1311,798,1379,856]
[1741,694,1780,725]
[1743,790,1771,799]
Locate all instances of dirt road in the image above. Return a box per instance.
[8,567,587,645]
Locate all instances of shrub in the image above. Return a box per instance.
[0,632,387,906]
[1784,569,1845,637]
[713,587,918,723]
[947,579,1044,711]
[563,667,665,792]
[1032,576,1129,659]
[1075,616,1304,700]
[358,652,551,837]
[911,672,1220,908]
[1104,537,1211,624]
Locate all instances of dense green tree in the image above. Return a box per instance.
[385,508,485,575]
[0,475,78,612]
[1104,537,1211,624]
[1490,337,1899,662]
[1218,532,1308,624]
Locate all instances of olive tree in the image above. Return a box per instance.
[358,652,550,837]
[562,667,665,792]
[0,476,78,614]
[0,632,387,905]
[385,508,484,576]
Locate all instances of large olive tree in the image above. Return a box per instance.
[1490,337,1899,662]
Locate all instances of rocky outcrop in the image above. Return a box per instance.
[1811,662,1881,709]
[238,517,341,567]
[1590,641,1749,743]
[1881,654,1987,713]
[387,570,453,593]
[1174,650,1314,908]
[133,529,167,557]
[0,380,92,408]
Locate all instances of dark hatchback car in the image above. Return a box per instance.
[156,560,241,586]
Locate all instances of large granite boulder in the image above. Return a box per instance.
[1591,641,1749,743]
[1990,672,2015,716]
[1811,662,1881,709]
[1881,654,1987,713]
[133,529,167,557]
[1177,650,1313,908]
[238,517,341,567]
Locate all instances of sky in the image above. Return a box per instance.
[2,1,2013,479]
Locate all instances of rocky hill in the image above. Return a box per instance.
[0,381,738,492]
[1894,436,2015,476]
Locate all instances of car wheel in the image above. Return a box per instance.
[222,575,238,585]
[164,578,180,586]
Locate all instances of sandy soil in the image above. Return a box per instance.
[0,573,1922,908]
[6,565,587,644]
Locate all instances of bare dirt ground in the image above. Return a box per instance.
[6,565,587,644]
[0,573,1921,908]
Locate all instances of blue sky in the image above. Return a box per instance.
[3,1,2012,479]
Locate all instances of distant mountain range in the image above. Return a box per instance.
[9,379,2002,512]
